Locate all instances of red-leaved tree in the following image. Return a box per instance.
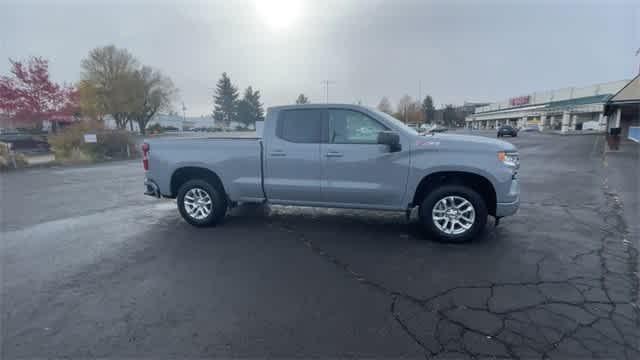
[0,56,77,130]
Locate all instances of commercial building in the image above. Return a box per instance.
[604,75,640,142]
[466,79,632,133]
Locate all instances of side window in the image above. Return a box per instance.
[277,109,323,143]
[328,109,387,144]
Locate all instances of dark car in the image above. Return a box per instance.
[429,126,448,133]
[0,133,51,154]
[497,125,518,137]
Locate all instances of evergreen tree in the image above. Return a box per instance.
[212,72,239,128]
[248,87,264,122]
[421,95,435,124]
[237,86,264,128]
[295,93,309,104]
[443,104,456,127]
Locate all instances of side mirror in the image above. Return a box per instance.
[377,131,401,152]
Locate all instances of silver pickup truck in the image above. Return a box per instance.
[143,104,519,242]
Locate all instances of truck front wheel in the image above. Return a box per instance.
[177,179,227,227]
[419,185,487,243]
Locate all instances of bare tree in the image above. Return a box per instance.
[80,45,139,129]
[395,95,423,124]
[377,96,393,114]
[130,66,176,135]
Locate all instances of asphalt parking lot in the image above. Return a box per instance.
[1,131,638,359]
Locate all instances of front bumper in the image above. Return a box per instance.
[496,197,519,217]
[144,178,161,198]
[496,177,519,217]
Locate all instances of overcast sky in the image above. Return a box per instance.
[1,0,638,116]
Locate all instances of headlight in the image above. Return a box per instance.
[498,151,519,168]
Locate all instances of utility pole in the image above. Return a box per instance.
[321,80,335,103]
[404,104,408,123]
[418,81,422,127]
[636,48,640,75]
[182,102,187,132]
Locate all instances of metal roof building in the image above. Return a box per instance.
[604,75,640,143]
[465,80,630,133]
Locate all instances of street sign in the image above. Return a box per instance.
[83,134,97,143]
[509,96,530,106]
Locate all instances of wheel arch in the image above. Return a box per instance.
[411,171,497,216]
[170,166,226,199]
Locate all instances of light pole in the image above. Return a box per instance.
[321,80,335,103]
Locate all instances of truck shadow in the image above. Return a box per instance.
[223,203,498,245]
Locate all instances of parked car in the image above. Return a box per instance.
[0,133,50,154]
[428,126,448,133]
[143,104,520,243]
[521,125,539,132]
[497,125,518,137]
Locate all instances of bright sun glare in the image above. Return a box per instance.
[255,0,303,30]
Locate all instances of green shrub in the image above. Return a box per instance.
[48,122,94,160]
[0,153,9,170]
[0,142,28,170]
[48,121,137,162]
[98,130,137,158]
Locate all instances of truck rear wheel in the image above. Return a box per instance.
[177,179,227,227]
[419,185,487,243]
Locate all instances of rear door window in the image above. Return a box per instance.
[277,109,324,143]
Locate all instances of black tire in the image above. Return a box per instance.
[418,185,488,243]
[177,179,227,227]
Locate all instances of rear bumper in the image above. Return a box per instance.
[144,178,161,198]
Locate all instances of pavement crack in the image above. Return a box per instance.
[390,296,440,357]
[283,161,640,359]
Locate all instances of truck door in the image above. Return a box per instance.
[263,108,325,203]
[320,108,409,208]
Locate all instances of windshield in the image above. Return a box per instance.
[369,108,419,134]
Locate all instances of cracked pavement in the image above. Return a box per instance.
[1,132,638,358]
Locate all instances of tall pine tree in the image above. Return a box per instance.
[212,72,239,128]
[421,95,435,124]
[237,86,264,129]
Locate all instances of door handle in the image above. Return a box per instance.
[270,151,286,157]
[325,151,343,158]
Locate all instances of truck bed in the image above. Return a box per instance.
[145,137,265,201]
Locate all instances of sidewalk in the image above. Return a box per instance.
[546,129,605,136]
[603,140,640,242]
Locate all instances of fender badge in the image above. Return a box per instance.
[416,140,440,146]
